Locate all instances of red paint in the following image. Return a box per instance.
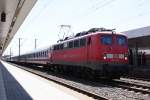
[51,32,128,65]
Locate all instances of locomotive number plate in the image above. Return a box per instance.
[106,54,113,58]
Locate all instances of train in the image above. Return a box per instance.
[6,28,129,79]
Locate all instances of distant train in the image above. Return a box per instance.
[7,28,129,79]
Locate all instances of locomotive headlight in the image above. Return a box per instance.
[125,56,128,60]
[124,54,128,60]
[103,56,107,60]
[103,53,107,59]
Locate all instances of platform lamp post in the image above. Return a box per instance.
[35,38,37,50]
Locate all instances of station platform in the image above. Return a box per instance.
[0,61,93,100]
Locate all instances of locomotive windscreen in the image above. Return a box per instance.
[117,36,127,45]
[101,35,112,45]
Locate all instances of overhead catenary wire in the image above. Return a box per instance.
[115,10,150,28]
[73,0,118,25]
[24,0,54,31]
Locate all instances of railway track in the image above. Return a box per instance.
[123,76,150,82]
[111,79,150,95]
[8,62,150,100]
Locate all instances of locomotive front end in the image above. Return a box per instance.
[97,33,129,78]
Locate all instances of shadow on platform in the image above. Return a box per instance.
[0,62,33,100]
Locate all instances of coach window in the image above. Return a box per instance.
[42,52,43,57]
[74,40,79,48]
[43,51,46,57]
[51,46,54,50]
[45,51,47,57]
[42,52,44,57]
[54,45,56,50]
[41,52,43,57]
[69,41,73,48]
[46,51,48,56]
[46,50,48,56]
[39,52,41,57]
[41,52,42,57]
[43,52,45,57]
[80,38,86,47]
[38,52,39,57]
[38,52,40,57]
[39,52,40,57]
[37,53,39,57]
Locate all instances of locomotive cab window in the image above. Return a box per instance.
[57,45,60,50]
[69,41,73,48]
[63,42,68,48]
[101,35,112,45]
[117,36,126,45]
[80,38,86,47]
[74,40,79,47]
[60,44,63,49]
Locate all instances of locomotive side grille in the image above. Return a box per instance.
[118,54,124,59]
[113,54,118,58]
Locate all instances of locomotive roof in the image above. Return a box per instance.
[55,31,126,45]
[21,46,50,55]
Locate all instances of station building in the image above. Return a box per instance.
[123,26,150,66]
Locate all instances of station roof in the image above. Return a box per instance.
[0,0,37,56]
[123,26,150,49]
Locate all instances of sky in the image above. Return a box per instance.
[3,0,150,56]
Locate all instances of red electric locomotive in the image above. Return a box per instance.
[49,28,129,78]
